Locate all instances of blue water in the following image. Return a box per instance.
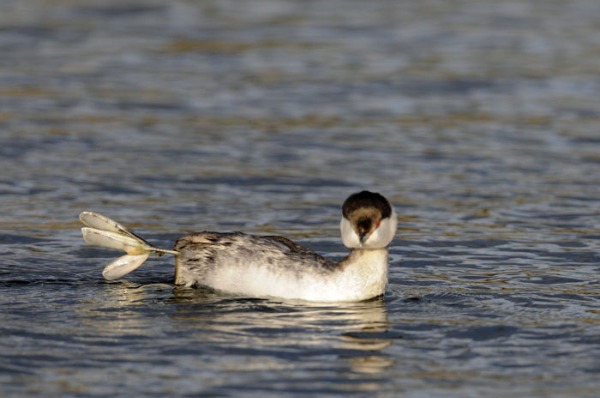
[1,1,600,397]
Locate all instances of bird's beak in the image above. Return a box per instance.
[359,233,368,244]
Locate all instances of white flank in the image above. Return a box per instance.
[199,248,388,302]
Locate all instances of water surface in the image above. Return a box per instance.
[1,1,599,397]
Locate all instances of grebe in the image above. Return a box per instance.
[80,191,397,302]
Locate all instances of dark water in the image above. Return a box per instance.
[1,0,600,396]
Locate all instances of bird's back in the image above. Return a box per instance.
[174,232,338,295]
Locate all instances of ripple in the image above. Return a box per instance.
[2,0,600,396]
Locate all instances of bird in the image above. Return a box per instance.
[80,190,397,302]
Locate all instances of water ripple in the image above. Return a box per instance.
[2,0,600,397]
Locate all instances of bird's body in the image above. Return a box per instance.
[173,232,389,302]
[80,191,396,302]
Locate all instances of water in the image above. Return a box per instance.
[1,0,600,396]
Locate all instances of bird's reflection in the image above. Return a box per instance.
[169,287,397,374]
[76,282,397,385]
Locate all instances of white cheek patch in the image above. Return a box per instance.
[363,212,397,248]
[340,210,397,249]
[340,217,361,248]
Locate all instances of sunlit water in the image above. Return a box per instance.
[1,1,600,397]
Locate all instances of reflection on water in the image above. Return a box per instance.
[1,0,600,396]
[68,283,396,395]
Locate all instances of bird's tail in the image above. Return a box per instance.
[79,211,178,280]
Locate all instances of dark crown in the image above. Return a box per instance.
[342,191,392,219]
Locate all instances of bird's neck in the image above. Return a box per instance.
[333,248,389,300]
[344,248,389,269]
